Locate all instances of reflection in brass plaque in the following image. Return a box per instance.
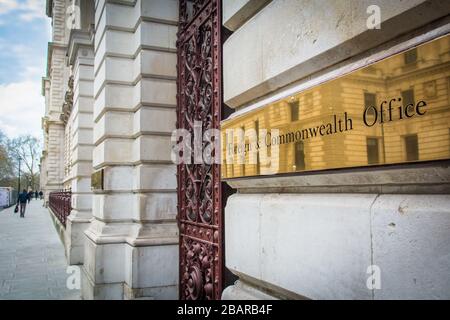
[91,169,104,190]
[221,35,450,179]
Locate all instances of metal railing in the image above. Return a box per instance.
[49,190,72,227]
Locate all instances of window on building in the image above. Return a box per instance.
[240,125,245,176]
[404,48,418,65]
[294,141,305,170]
[447,77,450,104]
[304,92,313,107]
[255,120,260,175]
[364,92,377,116]
[402,89,415,107]
[404,134,419,161]
[289,100,299,121]
[366,137,380,164]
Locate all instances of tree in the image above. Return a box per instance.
[0,130,14,186]
[7,135,41,191]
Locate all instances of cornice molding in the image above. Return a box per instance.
[46,0,53,17]
[67,29,94,67]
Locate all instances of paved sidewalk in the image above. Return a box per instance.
[0,199,80,300]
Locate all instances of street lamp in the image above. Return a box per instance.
[17,156,21,192]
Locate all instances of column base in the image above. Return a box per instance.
[81,223,178,300]
[81,265,124,300]
[65,213,91,265]
[222,280,279,300]
[123,283,178,300]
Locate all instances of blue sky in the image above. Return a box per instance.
[0,0,51,139]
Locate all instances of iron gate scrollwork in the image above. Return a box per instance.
[176,0,223,300]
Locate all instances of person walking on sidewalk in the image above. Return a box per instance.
[16,189,28,218]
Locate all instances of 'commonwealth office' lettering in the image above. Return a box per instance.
[266,112,353,147]
[228,111,353,156]
[228,97,428,157]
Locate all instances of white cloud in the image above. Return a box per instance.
[4,43,47,81]
[19,0,45,21]
[0,0,19,15]
[0,0,49,140]
[0,0,45,21]
[0,80,44,139]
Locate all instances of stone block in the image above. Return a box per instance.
[225,194,262,280]
[71,161,93,177]
[94,84,134,120]
[103,166,135,191]
[73,96,94,114]
[93,60,107,97]
[138,21,177,51]
[223,0,272,31]
[140,0,179,23]
[72,128,93,146]
[223,0,450,107]
[73,112,94,131]
[105,0,136,27]
[96,29,135,66]
[124,283,178,300]
[124,244,178,290]
[65,219,90,264]
[104,56,135,83]
[92,193,135,220]
[76,79,94,96]
[371,194,450,299]
[225,193,374,299]
[74,64,94,81]
[133,106,176,135]
[93,139,133,167]
[139,78,176,106]
[70,176,92,193]
[83,238,126,284]
[72,193,92,211]
[135,192,177,221]
[95,1,134,43]
[134,164,176,190]
[82,265,124,300]
[132,135,172,162]
[136,50,177,79]
[72,145,94,162]
[94,111,133,144]
[222,280,278,300]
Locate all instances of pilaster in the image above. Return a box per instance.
[65,29,95,265]
[42,0,70,202]
[82,0,179,300]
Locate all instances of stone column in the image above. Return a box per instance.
[64,30,95,265]
[40,78,51,198]
[42,0,71,203]
[45,43,67,200]
[81,0,179,299]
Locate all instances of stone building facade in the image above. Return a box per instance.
[42,0,179,299]
[41,0,450,300]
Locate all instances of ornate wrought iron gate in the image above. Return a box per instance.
[176,0,223,300]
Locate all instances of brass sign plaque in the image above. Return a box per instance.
[91,169,104,190]
[221,35,450,179]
